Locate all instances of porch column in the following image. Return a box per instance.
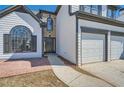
[107,31,111,61]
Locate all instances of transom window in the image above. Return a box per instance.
[3,25,37,53]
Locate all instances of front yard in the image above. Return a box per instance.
[0,70,67,87]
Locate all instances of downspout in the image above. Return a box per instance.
[40,23,45,57]
[76,13,83,66]
[76,13,79,66]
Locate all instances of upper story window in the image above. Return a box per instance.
[107,6,116,19]
[91,5,98,15]
[3,25,37,53]
[78,5,117,19]
[107,9,112,18]
[47,15,53,32]
[83,5,91,13]
[80,5,100,15]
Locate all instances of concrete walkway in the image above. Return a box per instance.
[48,54,111,87]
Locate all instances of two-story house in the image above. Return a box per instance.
[56,5,124,65]
[0,5,124,66]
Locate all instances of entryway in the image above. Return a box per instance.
[43,37,56,53]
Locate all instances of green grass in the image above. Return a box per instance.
[0,70,68,87]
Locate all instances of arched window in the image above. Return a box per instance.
[3,25,37,53]
[47,15,53,32]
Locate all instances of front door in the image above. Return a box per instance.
[44,37,56,53]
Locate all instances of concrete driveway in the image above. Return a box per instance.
[81,60,124,87]
[48,54,112,87]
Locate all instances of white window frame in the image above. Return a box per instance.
[107,7,116,19]
[84,5,91,13]
[91,5,98,15]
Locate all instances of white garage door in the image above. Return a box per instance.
[111,35,124,60]
[81,33,105,63]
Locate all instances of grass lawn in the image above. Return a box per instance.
[0,70,68,87]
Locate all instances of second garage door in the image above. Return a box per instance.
[111,35,124,60]
[81,32,105,64]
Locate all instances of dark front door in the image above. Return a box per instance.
[44,37,56,53]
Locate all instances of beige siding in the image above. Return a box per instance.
[0,12,42,60]
[56,5,76,64]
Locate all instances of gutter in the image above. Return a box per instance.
[0,5,22,18]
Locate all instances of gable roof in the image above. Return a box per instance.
[38,5,61,15]
[55,5,61,15]
[0,5,43,26]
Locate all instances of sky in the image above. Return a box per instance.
[0,5,57,12]
[0,5,124,14]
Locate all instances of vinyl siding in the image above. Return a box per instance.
[0,12,42,60]
[56,5,76,64]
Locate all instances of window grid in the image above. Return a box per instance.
[3,25,37,53]
[80,5,99,15]
[107,8,116,19]
[79,5,117,19]
[47,15,53,31]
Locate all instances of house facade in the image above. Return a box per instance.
[56,5,124,65]
[1,5,124,66]
[36,10,56,54]
[0,6,42,59]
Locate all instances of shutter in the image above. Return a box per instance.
[32,36,37,52]
[3,34,10,53]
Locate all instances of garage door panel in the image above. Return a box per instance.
[81,33,105,63]
[83,57,103,63]
[111,36,124,60]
